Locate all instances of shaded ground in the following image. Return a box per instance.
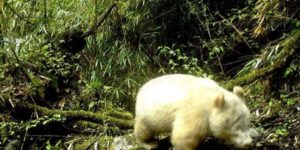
[130,94,300,150]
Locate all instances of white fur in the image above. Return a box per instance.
[135,74,254,149]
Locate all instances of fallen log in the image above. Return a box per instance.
[14,102,133,130]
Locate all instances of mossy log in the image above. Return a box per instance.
[70,135,115,150]
[15,102,133,130]
[74,120,130,135]
[225,30,300,89]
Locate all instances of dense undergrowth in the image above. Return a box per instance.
[0,0,299,149]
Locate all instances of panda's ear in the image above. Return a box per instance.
[233,86,245,98]
[214,92,224,109]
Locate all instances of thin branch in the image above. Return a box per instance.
[225,30,300,89]
[6,4,35,27]
[217,13,252,49]
[216,54,226,78]
[82,3,117,38]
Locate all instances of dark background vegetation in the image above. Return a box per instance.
[0,0,299,149]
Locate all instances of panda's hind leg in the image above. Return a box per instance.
[134,118,159,150]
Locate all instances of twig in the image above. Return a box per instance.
[225,30,300,89]
[217,13,252,49]
[10,43,31,81]
[216,54,226,78]
[82,3,117,38]
[6,4,35,27]
[25,134,69,138]
[21,113,32,150]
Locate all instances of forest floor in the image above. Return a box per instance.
[120,91,300,150]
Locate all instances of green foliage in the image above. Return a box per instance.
[157,46,209,77]
[80,79,102,100]
[0,122,20,144]
[0,46,75,102]
[45,140,62,150]
[274,128,288,136]
[0,114,64,146]
[253,0,289,37]
[286,99,296,107]
[1,0,300,149]
[284,63,300,79]
[30,114,64,128]
[0,0,85,105]
[69,136,114,150]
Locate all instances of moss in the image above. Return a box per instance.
[15,102,133,130]
[103,107,133,120]
[74,120,127,135]
[225,30,300,89]
[98,136,114,149]
[73,136,96,150]
[73,136,114,150]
